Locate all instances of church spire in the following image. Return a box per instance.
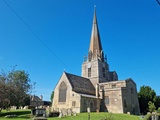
[89,7,104,61]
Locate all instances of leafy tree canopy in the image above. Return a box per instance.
[138,85,156,114]
[0,67,35,109]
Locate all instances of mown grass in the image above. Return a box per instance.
[0,109,31,120]
[0,110,141,120]
[47,113,140,120]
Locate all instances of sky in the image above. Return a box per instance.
[0,0,160,101]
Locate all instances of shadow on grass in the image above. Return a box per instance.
[0,110,31,117]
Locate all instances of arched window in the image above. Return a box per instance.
[88,68,91,77]
[58,82,67,102]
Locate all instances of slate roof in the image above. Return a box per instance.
[65,72,95,95]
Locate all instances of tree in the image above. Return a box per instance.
[155,96,160,109]
[50,91,54,104]
[0,67,35,109]
[138,85,156,114]
[148,101,156,113]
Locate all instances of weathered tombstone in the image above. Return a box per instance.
[68,109,72,116]
[59,109,62,118]
[152,114,155,120]
[31,108,47,120]
[23,106,28,109]
[73,111,77,116]
[59,112,62,118]
[87,107,90,120]
[62,109,68,117]
[127,112,130,115]
[87,107,90,113]
[155,115,159,120]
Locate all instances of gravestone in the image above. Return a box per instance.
[31,108,47,120]
[73,111,77,116]
[68,109,72,116]
[59,109,62,118]
[61,109,68,116]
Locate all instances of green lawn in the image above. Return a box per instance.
[0,109,31,120]
[48,113,140,120]
[0,110,141,120]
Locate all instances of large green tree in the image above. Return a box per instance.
[155,96,160,109]
[0,68,35,109]
[138,85,156,114]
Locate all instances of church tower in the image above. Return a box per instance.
[82,8,118,86]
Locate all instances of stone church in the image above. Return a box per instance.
[52,9,140,115]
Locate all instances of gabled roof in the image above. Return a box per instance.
[65,72,95,95]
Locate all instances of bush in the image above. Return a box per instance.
[157,107,160,113]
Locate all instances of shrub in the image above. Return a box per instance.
[148,101,156,113]
[157,107,160,113]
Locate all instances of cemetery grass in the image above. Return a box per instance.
[48,112,140,120]
[0,109,31,120]
[0,110,140,120]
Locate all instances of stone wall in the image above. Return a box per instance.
[52,73,81,113]
[99,79,140,114]
[122,79,140,115]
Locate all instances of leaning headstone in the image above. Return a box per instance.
[68,109,72,116]
[62,109,68,117]
[59,110,62,118]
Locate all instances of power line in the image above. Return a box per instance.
[2,0,71,72]
[157,0,160,5]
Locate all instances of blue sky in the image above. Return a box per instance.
[0,0,160,101]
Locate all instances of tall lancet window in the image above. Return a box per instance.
[88,68,91,77]
[59,82,67,102]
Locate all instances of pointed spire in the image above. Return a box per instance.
[89,7,103,61]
